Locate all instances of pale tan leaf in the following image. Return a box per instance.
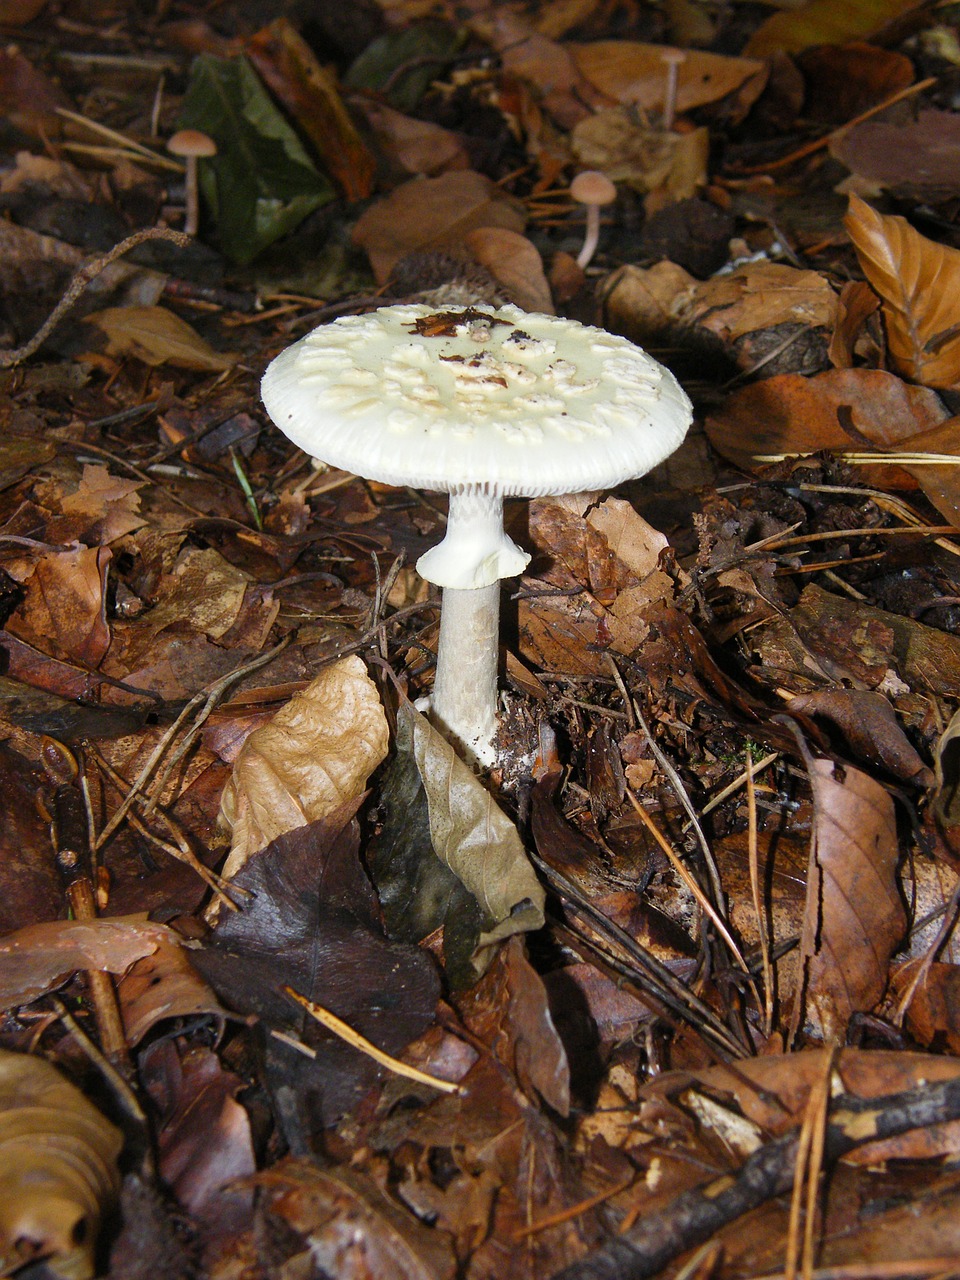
[83,305,237,371]
[0,1049,122,1280]
[798,758,906,1041]
[59,463,145,542]
[571,41,767,118]
[219,656,389,879]
[400,700,545,970]
[844,192,960,388]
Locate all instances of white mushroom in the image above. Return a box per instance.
[261,304,693,767]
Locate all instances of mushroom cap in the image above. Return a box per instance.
[261,303,692,496]
[570,170,617,207]
[167,128,217,158]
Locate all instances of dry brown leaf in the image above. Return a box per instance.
[572,41,767,120]
[357,101,470,177]
[798,757,905,1041]
[463,227,553,313]
[683,262,840,343]
[351,170,526,283]
[7,545,111,668]
[118,936,231,1045]
[0,1049,123,1280]
[219,655,389,879]
[83,305,237,372]
[571,110,708,198]
[704,368,948,472]
[58,463,145,543]
[845,193,960,388]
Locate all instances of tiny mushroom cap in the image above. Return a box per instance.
[569,170,617,270]
[167,129,217,237]
[261,303,692,766]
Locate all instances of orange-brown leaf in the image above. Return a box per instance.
[844,193,960,388]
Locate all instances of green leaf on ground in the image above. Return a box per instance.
[178,54,333,264]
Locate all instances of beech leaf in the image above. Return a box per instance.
[0,1050,123,1280]
[83,305,237,372]
[844,193,960,388]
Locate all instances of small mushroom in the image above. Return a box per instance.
[167,128,217,237]
[261,304,692,767]
[569,170,617,271]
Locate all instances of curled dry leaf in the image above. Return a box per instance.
[82,305,237,372]
[0,1049,123,1280]
[399,699,545,973]
[744,0,925,58]
[797,757,905,1041]
[844,193,960,389]
[219,655,389,880]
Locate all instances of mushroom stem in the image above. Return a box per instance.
[431,581,500,767]
[576,202,601,270]
[183,156,199,236]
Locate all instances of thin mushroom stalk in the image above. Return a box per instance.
[417,487,529,767]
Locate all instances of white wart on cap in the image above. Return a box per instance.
[262,303,692,765]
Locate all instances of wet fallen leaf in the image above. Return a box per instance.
[800,41,915,125]
[456,935,570,1115]
[0,916,177,1011]
[845,192,960,389]
[798,756,905,1040]
[83,305,237,372]
[56,464,145,544]
[0,1049,123,1280]
[219,654,389,879]
[893,961,960,1053]
[194,807,441,1129]
[117,936,231,1045]
[833,109,960,202]
[141,1039,255,1219]
[399,699,545,973]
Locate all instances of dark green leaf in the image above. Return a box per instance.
[178,54,333,264]
[344,22,463,113]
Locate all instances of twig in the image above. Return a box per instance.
[549,1073,960,1280]
[282,986,461,1093]
[0,226,191,369]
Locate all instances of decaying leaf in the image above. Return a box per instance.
[256,1160,458,1280]
[398,699,545,973]
[797,757,905,1041]
[219,655,389,879]
[845,193,960,389]
[787,689,934,786]
[832,110,960,202]
[0,1049,123,1280]
[6,545,111,668]
[82,305,237,372]
[463,227,553,314]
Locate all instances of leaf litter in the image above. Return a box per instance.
[5,2,960,1279]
